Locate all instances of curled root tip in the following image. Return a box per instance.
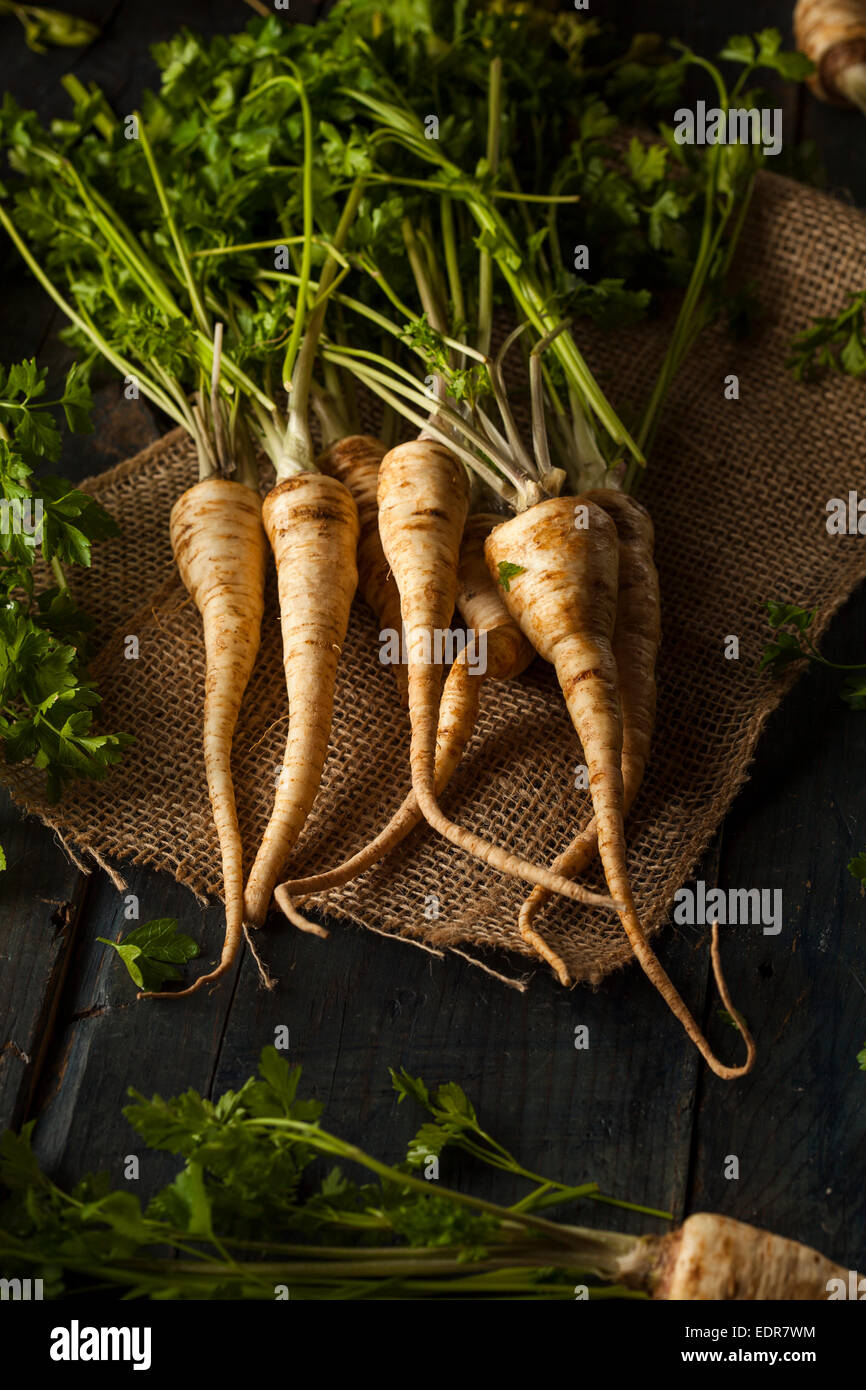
[274,885,330,938]
[518,914,572,986]
[625,911,756,1082]
[706,920,757,1080]
[137,961,231,1001]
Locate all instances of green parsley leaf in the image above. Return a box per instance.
[719,35,756,65]
[625,137,667,193]
[848,852,866,883]
[788,291,866,380]
[759,629,805,675]
[766,600,815,633]
[496,561,524,592]
[842,676,866,710]
[97,918,199,991]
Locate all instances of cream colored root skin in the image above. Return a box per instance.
[316,434,407,701]
[486,497,752,1077]
[517,491,660,982]
[274,513,532,907]
[620,1212,858,1300]
[143,477,267,999]
[794,0,866,104]
[377,437,471,829]
[456,514,535,683]
[243,472,359,928]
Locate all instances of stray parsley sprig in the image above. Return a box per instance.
[848,852,866,885]
[97,918,200,993]
[0,1,98,53]
[392,1069,669,1219]
[787,289,866,381]
[0,357,91,462]
[760,600,866,708]
[0,1047,665,1300]
[496,561,524,592]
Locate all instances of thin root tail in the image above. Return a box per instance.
[274,885,330,938]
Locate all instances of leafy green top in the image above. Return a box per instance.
[0,360,130,802]
[0,1046,667,1300]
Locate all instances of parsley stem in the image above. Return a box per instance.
[348,86,642,463]
[60,75,117,139]
[401,217,447,332]
[477,56,503,357]
[323,343,525,490]
[50,556,67,591]
[320,351,512,500]
[630,55,761,488]
[801,634,866,671]
[136,114,210,337]
[280,179,365,478]
[0,205,186,427]
[190,234,343,262]
[244,1116,623,1255]
[440,195,465,337]
[241,70,315,391]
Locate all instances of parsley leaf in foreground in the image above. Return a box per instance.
[97,919,200,992]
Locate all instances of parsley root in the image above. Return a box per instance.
[517,490,660,984]
[316,433,407,701]
[143,478,267,999]
[486,499,754,1078]
[618,1212,855,1300]
[242,474,359,928]
[378,441,617,912]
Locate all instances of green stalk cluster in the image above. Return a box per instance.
[0,1047,667,1300]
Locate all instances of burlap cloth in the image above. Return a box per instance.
[5,171,866,989]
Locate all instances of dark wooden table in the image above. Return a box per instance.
[2,0,865,1273]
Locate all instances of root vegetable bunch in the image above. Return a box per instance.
[0,5,818,1068]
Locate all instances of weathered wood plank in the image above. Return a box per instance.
[0,791,88,1130]
[211,849,720,1232]
[30,860,242,1191]
[692,588,866,1269]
